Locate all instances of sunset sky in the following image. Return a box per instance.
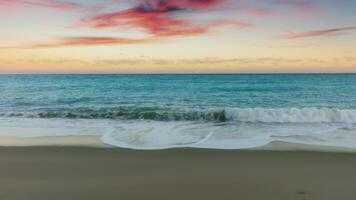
[0,0,355,73]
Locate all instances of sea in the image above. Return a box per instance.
[1,74,356,150]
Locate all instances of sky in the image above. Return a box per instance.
[0,0,355,73]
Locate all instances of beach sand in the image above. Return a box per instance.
[0,147,356,200]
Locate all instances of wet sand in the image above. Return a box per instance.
[0,147,356,200]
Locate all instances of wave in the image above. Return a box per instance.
[226,108,356,124]
[2,107,227,121]
[0,117,356,150]
[2,107,356,124]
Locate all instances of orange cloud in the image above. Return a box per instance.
[28,37,154,48]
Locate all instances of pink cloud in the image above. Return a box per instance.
[226,0,321,20]
[280,26,356,39]
[78,0,251,37]
[281,1,319,12]
[243,8,279,18]
[0,0,80,10]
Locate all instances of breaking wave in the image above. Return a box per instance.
[2,107,356,124]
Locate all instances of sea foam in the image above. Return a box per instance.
[0,107,356,150]
[225,108,356,124]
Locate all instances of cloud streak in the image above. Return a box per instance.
[280,26,356,39]
[0,0,80,10]
[27,37,154,48]
[273,0,319,12]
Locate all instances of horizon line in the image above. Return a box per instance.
[1,72,356,75]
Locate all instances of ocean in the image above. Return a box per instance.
[1,74,356,149]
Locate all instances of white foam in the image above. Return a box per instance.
[101,121,212,150]
[0,117,111,138]
[226,108,356,124]
[101,120,355,150]
[0,115,356,150]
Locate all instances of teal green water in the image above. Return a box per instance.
[1,74,356,119]
[0,74,356,149]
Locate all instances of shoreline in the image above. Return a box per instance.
[1,146,356,200]
[1,135,356,153]
[1,116,356,151]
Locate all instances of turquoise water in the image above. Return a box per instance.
[1,74,356,149]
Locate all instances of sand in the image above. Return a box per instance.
[0,147,356,200]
